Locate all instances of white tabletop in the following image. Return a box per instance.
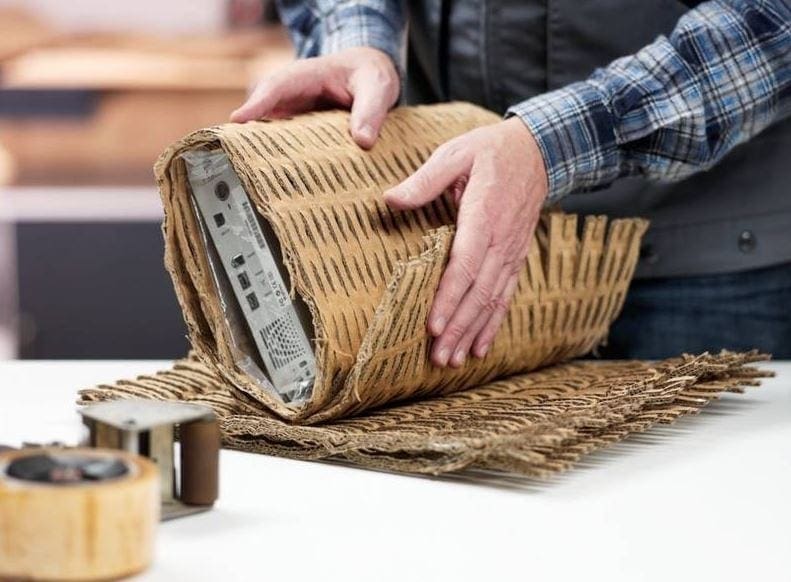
[1,360,790,582]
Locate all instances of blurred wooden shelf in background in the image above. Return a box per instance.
[0,8,293,186]
[0,9,56,61]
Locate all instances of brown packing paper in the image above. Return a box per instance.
[152,102,649,423]
[80,350,770,477]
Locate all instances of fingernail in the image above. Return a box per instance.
[436,347,451,367]
[430,315,446,335]
[357,124,376,145]
[451,348,467,368]
[476,343,490,358]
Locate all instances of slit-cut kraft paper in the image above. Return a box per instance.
[80,103,770,477]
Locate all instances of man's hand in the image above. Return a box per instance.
[230,47,399,149]
[384,117,549,367]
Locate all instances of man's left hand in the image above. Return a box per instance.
[384,117,548,368]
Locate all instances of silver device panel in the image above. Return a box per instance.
[182,150,315,404]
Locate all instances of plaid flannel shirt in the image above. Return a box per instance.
[276,0,791,201]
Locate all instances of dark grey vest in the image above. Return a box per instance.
[405,0,791,279]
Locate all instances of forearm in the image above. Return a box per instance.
[508,0,791,201]
[276,0,405,70]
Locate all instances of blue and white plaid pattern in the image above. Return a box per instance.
[509,0,791,199]
[276,0,405,70]
[277,0,791,201]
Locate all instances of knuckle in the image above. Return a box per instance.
[410,171,433,195]
[444,322,467,341]
[419,167,439,188]
[256,71,291,95]
[287,57,309,71]
[253,76,275,94]
[452,254,479,287]
[434,139,466,163]
[378,78,398,100]
[486,241,508,261]
[471,281,495,307]
[371,64,398,88]
[432,142,451,161]
[321,51,343,66]
[493,294,511,312]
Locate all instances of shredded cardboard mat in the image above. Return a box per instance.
[79,350,770,477]
[155,102,648,423]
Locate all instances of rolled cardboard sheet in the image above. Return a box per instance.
[154,103,648,423]
[0,447,158,581]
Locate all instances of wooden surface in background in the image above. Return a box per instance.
[1,27,292,90]
[0,9,293,185]
[0,9,57,61]
[0,90,247,185]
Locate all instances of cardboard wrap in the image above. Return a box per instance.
[151,102,648,423]
[80,103,769,477]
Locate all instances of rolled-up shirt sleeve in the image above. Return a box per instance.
[276,0,405,71]
[507,0,791,202]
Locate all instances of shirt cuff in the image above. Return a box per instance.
[506,81,623,201]
[321,8,404,75]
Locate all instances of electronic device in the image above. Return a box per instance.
[182,150,316,404]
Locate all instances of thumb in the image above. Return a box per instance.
[348,67,397,149]
[384,140,473,210]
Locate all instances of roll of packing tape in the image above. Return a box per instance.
[0,447,159,581]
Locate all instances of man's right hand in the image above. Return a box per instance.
[230,47,399,150]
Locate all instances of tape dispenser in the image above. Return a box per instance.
[80,400,220,520]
